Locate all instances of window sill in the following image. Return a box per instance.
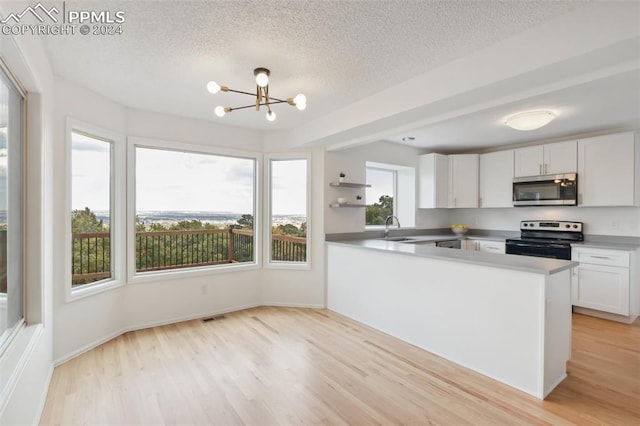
[68,279,124,303]
[128,261,261,284]
[264,261,311,271]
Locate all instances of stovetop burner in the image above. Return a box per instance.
[505,220,584,260]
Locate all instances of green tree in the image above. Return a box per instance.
[236,214,253,229]
[365,195,393,225]
[72,207,107,233]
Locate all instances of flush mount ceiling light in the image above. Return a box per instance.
[504,110,557,131]
[207,67,306,122]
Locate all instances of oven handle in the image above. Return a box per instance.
[506,242,569,249]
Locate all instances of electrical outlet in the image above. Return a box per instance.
[611,220,619,230]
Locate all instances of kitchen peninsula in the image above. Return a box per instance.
[326,239,577,399]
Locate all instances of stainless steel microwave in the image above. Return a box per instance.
[513,173,577,206]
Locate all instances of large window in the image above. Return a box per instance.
[71,132,113,287]
[0,65,24,349]
[365,161,416,228]
[366,167,396,226]
[267,156,309,266]
[133,145,257,275]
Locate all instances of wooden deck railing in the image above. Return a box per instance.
[71,228,306,286]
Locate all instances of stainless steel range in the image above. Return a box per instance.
[505,220,583,260]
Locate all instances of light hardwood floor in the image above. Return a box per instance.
[40,307,640,425]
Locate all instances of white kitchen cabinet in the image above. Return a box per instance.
[448,154,479,208]
[419,153,478,208]
[463,239,505,254]
[577,132,638,207]
[514,140,577,177]
[478,240,506,254]
[571,247,631,316]
[479,150,514,208]
[418,153,448,208]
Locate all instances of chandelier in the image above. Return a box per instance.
[206,67,307,122]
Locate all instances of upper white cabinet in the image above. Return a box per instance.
[448,154,479,208]
[514,140,577,177]
[479,150,514,208]
[418,153,478,208]
[418,153,449,208]
[577,132,638,207]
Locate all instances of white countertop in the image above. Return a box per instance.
[326,238,577,275]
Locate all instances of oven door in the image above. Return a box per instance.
[513,173,577,206]
[505,240,571,260]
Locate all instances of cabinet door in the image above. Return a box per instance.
[418,153,448,208]
[578,132,636,206]
[514,145,543,177]
[478,241,506,254]
[480,150,514,207]
[449,154,479,208]
[544,140,577,174]
[572,264,630,315]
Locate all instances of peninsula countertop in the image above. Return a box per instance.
[326,238,578,275]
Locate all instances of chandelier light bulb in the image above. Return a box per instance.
[214,106,226,117]
[255,72,269,88]
[294,93,307,110]
[207,81,221,94]
[266,110,276,122]
[504,110,557,131]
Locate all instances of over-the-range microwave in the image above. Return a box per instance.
[513,173,577,206]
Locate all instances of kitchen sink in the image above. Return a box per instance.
[379,237,417,242]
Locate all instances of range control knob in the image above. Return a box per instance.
[565,224,571,228]
[573,224,578,229]
[523,223,528,227]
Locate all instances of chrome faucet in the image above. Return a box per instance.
[384,215,401,239]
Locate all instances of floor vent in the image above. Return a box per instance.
[202,315,226,323]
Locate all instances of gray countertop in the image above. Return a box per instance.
[326,239,578,275]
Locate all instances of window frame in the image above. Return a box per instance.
[365,165,398,229]
[365,161,416,230]
[127,137,262,284]
[0,58,26,354]
[65,119,126,302]
[263,153,311,270]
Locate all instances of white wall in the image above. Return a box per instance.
[444,206,640,237]
[324,141,452,234]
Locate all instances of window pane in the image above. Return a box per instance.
[0,67,24,347]
[270,159,307,263]
[71,132,113,287]
[135,147,256,273]
[366,168,395,226]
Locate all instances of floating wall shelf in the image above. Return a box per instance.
[329,203,367,208]
[329,182,371,188]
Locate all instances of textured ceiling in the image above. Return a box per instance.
[38,0,589,130]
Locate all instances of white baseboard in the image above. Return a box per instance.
[573,306,638,324]
[34,365,54,425]
[262,302,326,309]
[54,302,261,366]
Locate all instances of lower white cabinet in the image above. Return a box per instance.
[571,247,631,316]
[464,239,506,254]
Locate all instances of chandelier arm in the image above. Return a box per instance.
[225,88,259,97]
[228,100,289,112]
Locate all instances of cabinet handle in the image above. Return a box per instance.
[539,164,542,175]
[544,164,548,174]
[487,247,499,250]
[478,197,482,207]
[589,255,612,260]
[572,267,578,276]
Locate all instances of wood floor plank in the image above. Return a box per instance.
[39,308,640,425]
